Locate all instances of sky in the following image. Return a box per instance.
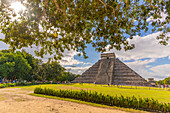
[0,2,170,81]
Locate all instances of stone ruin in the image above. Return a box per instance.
[72,53,150,86]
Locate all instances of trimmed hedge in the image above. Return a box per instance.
[0,81,52,88]
[34,87,170,112]
[0,83,16,88]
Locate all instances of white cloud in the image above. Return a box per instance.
[22,45,92,67]
[0,32,9,50]
[126,59,155,65]
[150,64,170,78]
[65,66,91,75]
[125,59,156,79]
[59,50,91,66]
[0,41,9,50]
[147,12,168,22]
[124,59,170,80]
[107,32,170,60]
[0,32,5,38]
[107,32,170,80]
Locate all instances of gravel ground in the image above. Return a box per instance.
[0,88,129,113]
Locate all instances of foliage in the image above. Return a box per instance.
[156,77,170,85]
[17,50,36,69]
[57,72,80,82]
[164,77,170,85]
[0,49,42,81]
[16,50,38,81]
[0,51,32,81]
[0,81,49,88]
[34,60,78,82]
[46,61,66,81]
[0,49,78,82]
[0,83,16,88]
[0,0,169,59]
[0,81,56,88]
[34,87,170,112]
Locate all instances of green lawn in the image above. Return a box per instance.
[16,83,170,103]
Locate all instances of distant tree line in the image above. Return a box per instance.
[156,77,170,85]
[0,50,79,82]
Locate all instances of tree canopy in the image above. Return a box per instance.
[0,51,32,81]
[0,0,169,59]
[0,50,79,82]
[156,77,170,85]
[33,61,78,82]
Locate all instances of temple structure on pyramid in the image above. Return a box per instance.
[72,53,150,86]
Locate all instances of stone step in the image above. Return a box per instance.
[114,69,133,73]
[114,72,137,76]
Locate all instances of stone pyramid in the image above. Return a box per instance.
[73,53,149,86]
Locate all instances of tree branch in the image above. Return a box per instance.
[98,0,115,17]
[24,0,48,37]
[98,0,107,13]
[38,0,48,29]
[53,0,72,26]
[63,0,73,15]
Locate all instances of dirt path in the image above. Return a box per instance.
[0,88,129,113]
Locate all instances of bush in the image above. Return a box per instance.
[0,83,16,88]
[0,81,57,88]
[0,83,6,88]
[34,87,170,112]
[11,83,16,87]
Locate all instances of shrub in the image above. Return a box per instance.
[34,87,170,112]
[0,84,6,88]
[11,83,16,87]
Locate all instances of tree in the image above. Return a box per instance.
[31,58,44,80]
[0,53,15,80]
[164,77,170,85]
[33,60,66,81]
[0,49,79,82]
[156,77,170,85]
[35,64,49,81]
[46,61,66,81]
[0,0,169,59]
[33,60,80,82]
[58,72,80,82]
[0,50,40,81]
[16,50,38,81]
[0,52,32,81]
[17,50,36,69]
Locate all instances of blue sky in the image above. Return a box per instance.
[0,8,170,81]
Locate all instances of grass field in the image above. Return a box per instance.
[15,83,170,103]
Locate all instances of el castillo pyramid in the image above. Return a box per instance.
[73,53,149,86]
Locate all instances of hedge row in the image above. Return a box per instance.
[34,87,170,112]
[0,83,16,88]
[0,82,40,88]
[0,81,55,88]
